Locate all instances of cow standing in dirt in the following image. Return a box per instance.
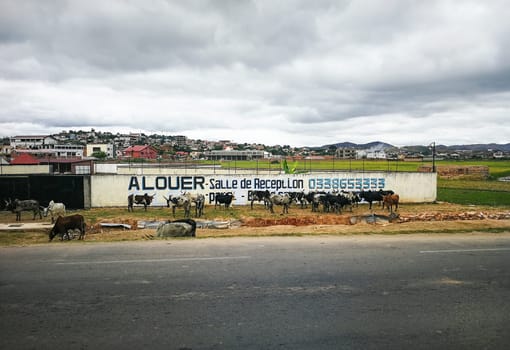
[382,194,400,213]
[127,193,155,211]
[5,199,42,221]
[268,194,292,214]
[43,200,66,223]
[49,214,86,241]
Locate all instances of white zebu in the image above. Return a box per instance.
[43,200,66,223]
[182,192,205,217]
[268,193,292,214]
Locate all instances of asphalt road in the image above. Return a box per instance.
[1,234,510,350]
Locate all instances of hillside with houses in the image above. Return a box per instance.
[0,129,508,174]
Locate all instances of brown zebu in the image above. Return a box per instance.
[382,194,400,213]
[49,214,86,241]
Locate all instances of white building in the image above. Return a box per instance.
[10,135,57,149]
[204,149,271,160]
[86,144,116,158]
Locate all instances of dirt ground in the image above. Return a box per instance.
[1,201,509,244]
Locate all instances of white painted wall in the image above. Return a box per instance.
[90,172,436,207]
[0,165,50,175]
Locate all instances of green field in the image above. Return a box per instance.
[214,159,510,176]
[212,159,510,207]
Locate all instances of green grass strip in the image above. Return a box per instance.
[437,187,510,206]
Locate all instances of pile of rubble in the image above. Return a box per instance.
[241,211,510,227]
[399,211,510,223]
[241,216,352,227]
[418,165,489,179]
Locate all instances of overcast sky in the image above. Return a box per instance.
[1,0,509,147]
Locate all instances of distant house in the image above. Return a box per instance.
[123,145,158,159]
[9,153,40,165]
[336,148,356,159]
[10,135,57,149]
[86,143,116,158]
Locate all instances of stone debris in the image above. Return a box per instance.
[240,211,510,227]
[399,211,510,222]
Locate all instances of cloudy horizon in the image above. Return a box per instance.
[1,0,509,147]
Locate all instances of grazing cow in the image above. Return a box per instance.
[49,214,86,241]
[382,194,400,213]
[319,193,353,214]
[303,192,320,211]
[341,191,361,208]
[180,192,205,217]
[5,199,42,221]
[309,192,328,212]
[156,219,197,238]
[359,190,394,209]
[214,193,235,209]
[127,193,155,211]
[250,190,271,209]
[287,192,309,209]
[165,194,192,218]
[268,193,292,214]
[43,200,66,223]
[192,194,205,217]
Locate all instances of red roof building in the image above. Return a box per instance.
[123,145,158,159]
[9,153,40,165]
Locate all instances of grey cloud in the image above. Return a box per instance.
[0,0,509,146]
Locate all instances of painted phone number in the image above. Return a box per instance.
[309,177,385,190]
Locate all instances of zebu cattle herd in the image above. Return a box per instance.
[124,189,399,216]
[2,188,399,241]
[247,189,399,215]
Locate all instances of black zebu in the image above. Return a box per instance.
[127,193,155,211]
[319,193,353,214]
[214,193,235,209]
[359,190,394,209]
[5,199,42,221]
[49,214,86,241]
[249,190,271,209]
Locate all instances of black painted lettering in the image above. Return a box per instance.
[128,176,140,191]
[168,176,180,190]
[155,176,167,190]
[181,176,193,190]
[194,176,205,190]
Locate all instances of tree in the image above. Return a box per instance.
[91,151,107,160]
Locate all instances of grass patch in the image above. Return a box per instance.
[212,159,510,176]
[0,232,49,245]
[437,179,510,191]
[437,187,510,206]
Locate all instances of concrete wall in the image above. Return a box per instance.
[90,171,436,207]
[0,165,50,175]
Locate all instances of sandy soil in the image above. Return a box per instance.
[1,202,509,244]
